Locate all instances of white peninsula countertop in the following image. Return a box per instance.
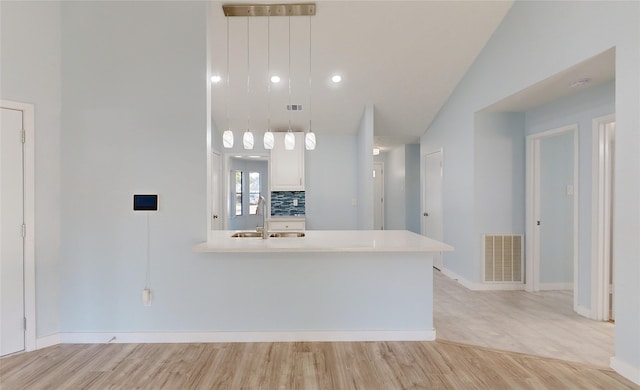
[193,230,453,253]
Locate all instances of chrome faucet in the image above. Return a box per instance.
[256,195,268,239]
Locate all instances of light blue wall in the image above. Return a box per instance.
[404,144,421,234]
[422,0,639,373]
[356,104,374,230]
[305,135,358,229]
[0,0,62,338]
[526,81,615,306]
[539,132,574,285]
[59,1,209,331]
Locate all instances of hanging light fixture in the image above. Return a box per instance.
[222,17,234,148]
[305,15,316,150]
[263,15,274,150]
[243,16,255,150]
[285,14,295,150]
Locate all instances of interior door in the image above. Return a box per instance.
[538,132,574,291]
[373,162,384,230]
[1,107,25,356]
[424,150,443,270]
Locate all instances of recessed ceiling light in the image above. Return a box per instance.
[270,75,281,83]
[211,75,222,83]
[570,78,591,88]
[331,75,342,83]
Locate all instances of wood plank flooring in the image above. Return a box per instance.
[434,269,615,367]
[1,340,637,389]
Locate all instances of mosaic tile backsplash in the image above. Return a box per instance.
[271,191,305,216]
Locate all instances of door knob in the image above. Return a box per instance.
[213,215,219,219]
[423,212,429,217]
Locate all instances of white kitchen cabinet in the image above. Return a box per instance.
[269,218,306,231]
[270,132,305,191]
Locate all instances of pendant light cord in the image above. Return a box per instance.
[287,15,292,132]
[267,16,271,131]
[308,15,312,133]
[226,18,230,132]
[247,17,251,132]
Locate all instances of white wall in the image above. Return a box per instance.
[356,104,374,229]
[0,1,61,338]
[305,135,358,229]
[422,0,639,378]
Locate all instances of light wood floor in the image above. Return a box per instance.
[434,269,615,367]
[1,340,637,389]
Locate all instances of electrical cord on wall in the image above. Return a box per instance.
[145,213,151,290]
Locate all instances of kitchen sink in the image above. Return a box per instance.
[269,232,306,238]
[231,231,264,238]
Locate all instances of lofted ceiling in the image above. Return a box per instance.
[209,1,513,150]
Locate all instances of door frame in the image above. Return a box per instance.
[422,148,444,270]
[525,124,579,310]
[591,114,615,321]
[1,100,36,352]
[209,151,222,238]
[373,162,384,230]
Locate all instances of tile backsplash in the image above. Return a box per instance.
[271,191,305,216]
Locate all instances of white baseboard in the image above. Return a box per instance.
[36,333,61,350]
[440,267,524,291]
[611,356,640,385]
[538,282,573,291]
[574,305,592,319]
[41,330,435,345]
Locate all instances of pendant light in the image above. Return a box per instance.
[305,15,316,150]
[285,15,295,150]
[243,16,255,150]
[222,17,234,148]
[263,15,274,150]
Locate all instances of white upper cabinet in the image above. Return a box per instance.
[270,132,305,191]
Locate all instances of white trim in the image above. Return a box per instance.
[525,124,579,313]
[441,267,524,291]
[591,114,616,321]
[1,100,36,353]
[611,357,640,386]
[538,282,573,291]
[36,330,436,345]
[575,305,592,319]
[36,334,61,350]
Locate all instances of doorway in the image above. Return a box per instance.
[526,125,578,308]
[226,156,268,230]
[1,101,35,356]
[592,114,615,322]
[373,162,384,230]
[423,149,443,270]
[210,152,222,232]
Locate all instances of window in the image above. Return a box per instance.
[249,172,261,215]
[234,170,242,216]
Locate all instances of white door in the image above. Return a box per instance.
[424,150,443,270]
[1,107,25,356]
[211,152,222,230]
[373,162,384,230]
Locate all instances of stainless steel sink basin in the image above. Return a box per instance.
[269,232,306,238]
[231,231,263,238]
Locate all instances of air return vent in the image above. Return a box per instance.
[287,104,303,111]
[483,234,523,283]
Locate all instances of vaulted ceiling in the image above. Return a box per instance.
[209,1,513,149]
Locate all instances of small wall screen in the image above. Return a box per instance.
[133,194,158,211]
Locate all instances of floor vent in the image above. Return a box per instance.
[483,234,523,283]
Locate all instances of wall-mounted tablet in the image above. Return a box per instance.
[133,194,158,211]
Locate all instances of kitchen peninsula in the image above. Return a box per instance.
[194,230,453,342]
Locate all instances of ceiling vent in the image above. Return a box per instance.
[287,104,303,111]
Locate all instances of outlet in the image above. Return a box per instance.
[293,199,298,206]
[142,289,152,306]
